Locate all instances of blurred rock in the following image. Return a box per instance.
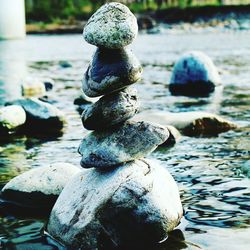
[21,77,46,97]
[47,159,183,249]
[137,15,157,30]
[83,2,138,49]
[78,121,169,168]
[43,78,55,91]
[0,105,26,135]
[134,111,237,136]
[169,51,221,97]
[1,162,81,210]
[82,87,139,130]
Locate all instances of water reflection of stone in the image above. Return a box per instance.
[0,40,27,105]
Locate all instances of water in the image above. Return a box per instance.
[0,29,250,249]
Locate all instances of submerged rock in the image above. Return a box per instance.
[47,160,183,249]
[134,111,237,136]
[169,51,221,97]
[1,162,81,210]
[78,121,169,168]
[7,98,66,132]
[82,88,139,130]
[82,47,142,97]
[83,2,138,49]
[0,105,26,135]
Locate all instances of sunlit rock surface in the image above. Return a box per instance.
[21,77,46,97]
[47,160,183,249]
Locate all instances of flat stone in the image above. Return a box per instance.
[169,51,221,97]
[82,87,139,130]
[1,163,81,210]
[6,98,66,132]
[47,159,183,249]
[83,2,138,49]
[0,105,26,135]
[134,111,237,136]
[82,47,142,97]
[78,121,169,168]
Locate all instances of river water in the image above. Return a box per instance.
[0,29,250,249]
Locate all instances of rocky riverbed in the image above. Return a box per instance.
[0,28,250,249]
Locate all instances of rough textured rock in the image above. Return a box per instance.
[47,160,183,249]
[1,162,81,209]
[134,111,237,136]
[82,47,142,97]
[21,77,46,97]
[0,105,26,134]
[6,98,66,132]
[169,51,221,97]
[83,2,138,49]
[82,87,139,130]
[78,121,169,168]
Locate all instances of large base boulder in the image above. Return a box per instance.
[134,111,237,136]
[47,159,183,249]
[1,163,81,212]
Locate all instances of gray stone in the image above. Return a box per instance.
[1,162,81,209]
[0,105,26,135]
[7,98,66,132]
[83,2,138,49]
[169,51,221,97]
[134,111,237,136]
[47,159,183,249]
[78,121,169,168]
[82,47,142,97]
[82,87,139,130]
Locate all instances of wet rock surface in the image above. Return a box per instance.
[6,98,66,132]
[82,87,139,130]
[169,51,221,97]
[1,163,81,210]
[78,121,169,168]
[47,160,183,249]
[82,47,142,97]
[83,2,138,49]
[0,105,26,135]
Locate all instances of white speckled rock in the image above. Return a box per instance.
[134,111,237,136]
[1,162,81,209]
[82,48,142,97]
[0,105,26,134]
[83,2,138,49]
[78,121,169,168]
[47,159,183,249]
[170,51,221,97]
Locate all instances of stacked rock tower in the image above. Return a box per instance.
[47,3,183,249]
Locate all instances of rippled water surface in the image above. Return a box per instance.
[0,30,250,250]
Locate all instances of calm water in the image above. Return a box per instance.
[0,29,250,250]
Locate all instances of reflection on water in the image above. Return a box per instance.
[0,31,250,249]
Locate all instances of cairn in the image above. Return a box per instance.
[47,3,183,249]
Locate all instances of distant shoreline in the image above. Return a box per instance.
[26,5,250,34]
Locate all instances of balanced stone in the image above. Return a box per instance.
[169,51,221,97]
[82,47,142,97]
[78,121,169,168]
[47,160,183,249]
[83,2,138,49]
[0,105,26,135]
[1,163,81,210]
[7,98,66,132]
[82,87,139,130]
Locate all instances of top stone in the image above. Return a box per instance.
[83,2,138,49]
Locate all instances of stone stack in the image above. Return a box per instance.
[47,3,183,249]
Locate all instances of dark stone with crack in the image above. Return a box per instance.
[78,121,169,168]
[82,47,142,97]
[82,87,139,130]
[47,159,183,249]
